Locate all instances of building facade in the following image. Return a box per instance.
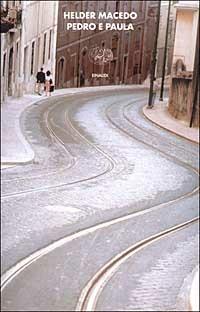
[1,1,58,102]
[172,1,198,71]
[55,0,159,88]
[156,1,176,79]
[168,0,199,127]
[1,0,22,100]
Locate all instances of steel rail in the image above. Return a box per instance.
[76,217,199,311]
[124,101,198,156]
[104,99,199,175]
[1,99,118,199]
[1,100,77,183]
[75,96,199,311]
[1,96,199,297]
[1,197,198,292]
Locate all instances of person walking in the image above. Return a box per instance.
[36,68,45,95]
[45,70,53,96]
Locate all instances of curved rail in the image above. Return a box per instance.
[124,100,198,156]
[1,100,76,183]
[75,97,199,311]
[76,217,199,311]
[104,99,199,175]
[1,100,117,199]
[1,94,199,310]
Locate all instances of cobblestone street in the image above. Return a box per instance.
[1,88,199,311]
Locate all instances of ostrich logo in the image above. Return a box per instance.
[88,47,113,65]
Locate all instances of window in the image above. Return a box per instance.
[82,50,86,57]
[133,52,141,75]
[3,53,6,76]
[112,34,119,58]
[135,27,142,50]
[37,37,40,70]
[139,1,143,13]
[16,42,19,72]
[116,1,120,12]
[125,32,130,54]
[48,30,52,60]
[133,64,139,75]
[83,1,88,11]
[126,1,131,11]
[31,41,35,75]
[43,33,46,64]
[24,46,28,79]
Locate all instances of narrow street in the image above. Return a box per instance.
[1,88,199,311]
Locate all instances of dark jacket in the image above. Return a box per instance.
[36,71,45,83]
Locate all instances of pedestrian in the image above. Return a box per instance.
[49,77,54,95]
[36,68,45,95]
[45,70,53,96]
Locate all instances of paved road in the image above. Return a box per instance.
[1,89,199,311]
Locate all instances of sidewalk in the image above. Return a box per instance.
[1,85,146,169]
[189,267,199,312]
[143,100,199,144]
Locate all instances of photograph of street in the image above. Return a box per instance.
[1,1,199,311]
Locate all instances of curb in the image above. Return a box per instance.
[142,106,199,145]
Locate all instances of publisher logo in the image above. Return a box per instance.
[88,47,113,65]
[92,73,109,78]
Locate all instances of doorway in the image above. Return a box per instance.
[24,46,28,82]
[122,56,127,84]
[8,48,13,96]
[110,60,116,84]
[57,58,64,87]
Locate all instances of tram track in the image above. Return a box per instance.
[1,98,117,199]
[105,98,199,176]
[1,93,199,310]
[72,96,199,311]
[1,100,76,184]
[1,186,198,293]
[3,94,198,199]
[123,100,198,157]
[76,217,199,311]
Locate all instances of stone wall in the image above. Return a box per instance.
[168,76,199,127]
[168,77,192,121]
[192,84,199,127]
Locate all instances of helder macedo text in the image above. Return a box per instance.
[64,11,138,31]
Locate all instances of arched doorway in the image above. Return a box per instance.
[57,57,65,88]
[80,48,87,87]
[111,33,119,84]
